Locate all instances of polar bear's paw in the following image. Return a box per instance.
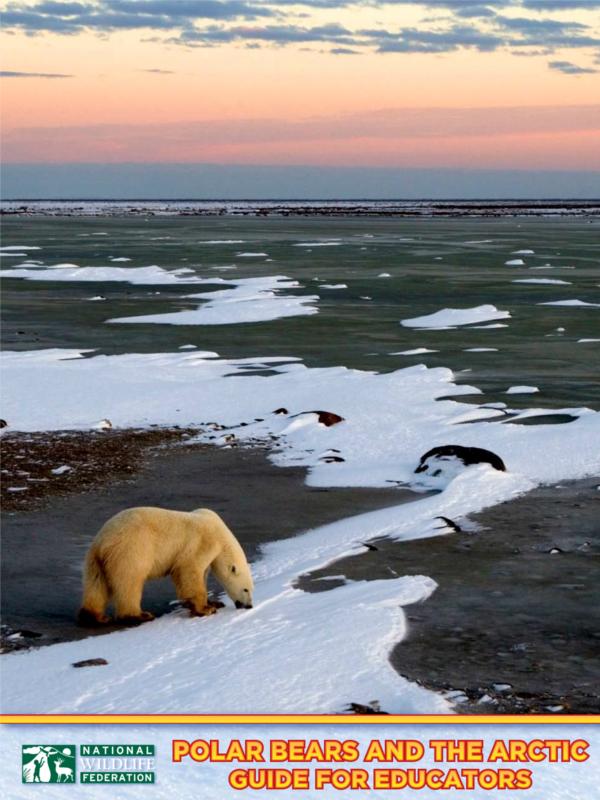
[190,604,218,617]
[116,611,155,626]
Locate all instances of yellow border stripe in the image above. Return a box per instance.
[2,714,599,725]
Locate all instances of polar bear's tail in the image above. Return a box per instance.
[78,548,111,626]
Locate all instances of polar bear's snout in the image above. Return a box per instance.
[234,586,253,609]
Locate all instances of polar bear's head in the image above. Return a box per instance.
[212,552,254,609]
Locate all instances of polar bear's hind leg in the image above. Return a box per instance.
[78,550,111,626]
[111,564,155,625]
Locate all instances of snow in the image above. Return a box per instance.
[319,283,347,289]
[109,257,131,262]
[50,465,72,475]
[401,305,511,330]
[505,259,525,266]
[505,386,539,395]
[539,299,600,308]
[578,338,600,343]
[2,349,598,491]
[1,347,600,714]
[108,276,319,325]
[512,278,571,285]
[0,350,600,713]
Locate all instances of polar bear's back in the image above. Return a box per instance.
[91,506,227,578]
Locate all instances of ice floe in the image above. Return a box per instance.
[293,241,341,247]
[505,386,539,395]
[539,299,600,308]
[391,348,439,356]
[0,264,205,285]
[109,276,319,325]
[0,245,41,251]
[401,305,511,330]
[512,278,571,285]
[504,259,525,266]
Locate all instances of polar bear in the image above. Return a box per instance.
[77,507,253,626]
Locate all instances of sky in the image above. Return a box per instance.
[1,0,599,197]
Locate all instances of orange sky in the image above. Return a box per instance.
[1,1,599,168]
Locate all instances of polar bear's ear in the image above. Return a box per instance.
[231,565,237,574]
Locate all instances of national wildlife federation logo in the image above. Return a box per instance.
[22,745,76,783]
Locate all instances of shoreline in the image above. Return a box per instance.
[2,199,600,218]
[300,477,600,714]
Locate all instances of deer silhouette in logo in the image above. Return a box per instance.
[54,757,74,782]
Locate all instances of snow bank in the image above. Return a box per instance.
[401,305,511,330]
[109,276,319,325]
[2,349,598,490]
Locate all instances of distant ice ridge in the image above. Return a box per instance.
[2,347,599,714]
[109,276,319,325]
[401,305,511,329]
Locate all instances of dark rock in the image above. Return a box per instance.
[346,701,388,715]
[300,410,344,427]
[273,408,288,415]
[436,516,462,533]
[359,542,379,552]
[0,419,7,429]
[415,445,506,473]
[72,658,108,668]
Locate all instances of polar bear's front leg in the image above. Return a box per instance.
[172,564,217,617]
